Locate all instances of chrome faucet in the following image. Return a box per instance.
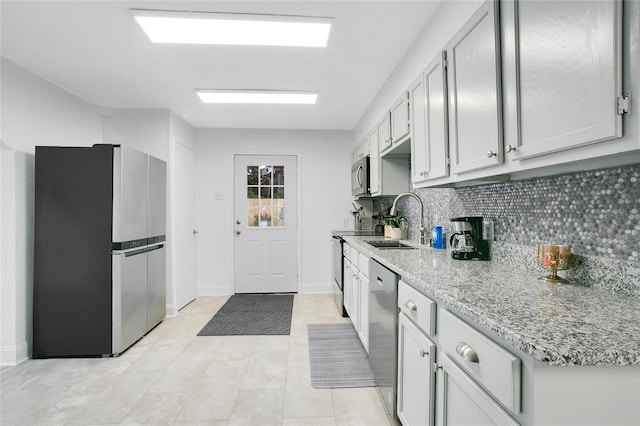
[390,192,426,245]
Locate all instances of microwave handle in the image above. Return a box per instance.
[356,165,363,188]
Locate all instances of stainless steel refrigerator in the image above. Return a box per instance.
[33,144,166,357]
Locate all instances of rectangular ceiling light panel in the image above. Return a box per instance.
[133,10,332,47]
[197,91,318,104]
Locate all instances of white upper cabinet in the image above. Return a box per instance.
[391,92,410,145]
[369,127,381,196]
[352,136,370,163]
[447,0,503,176]
[411,51,450,187]
[410,76,428,183]
[378,113,392,153]
[504,0,623,161]
[380,92,411,156]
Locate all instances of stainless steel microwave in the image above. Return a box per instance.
[351,156,370,197]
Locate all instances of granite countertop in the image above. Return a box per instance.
[342,236,640,367]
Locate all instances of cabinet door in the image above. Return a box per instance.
[369,128,381,196]
[410,75,428,183]
[343,260,353,316]
[425,52,450,180]
[397,313,436,426]
[351,269,360,332]
[437,353,519,426]
[391,92,410,144]
[448,0,503,175]
[379,113,392,153]
[358,272,369,352]
[506,0,622,161]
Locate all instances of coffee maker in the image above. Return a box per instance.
[449,216,489,260]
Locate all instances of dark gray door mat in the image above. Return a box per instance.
[307,323,376,388]
[197,294,294,336]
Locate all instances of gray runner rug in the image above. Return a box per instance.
[307,323,376,388]
[198,294,293,336]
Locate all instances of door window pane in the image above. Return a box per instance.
[247,165,286,228]
[247,166,258,186]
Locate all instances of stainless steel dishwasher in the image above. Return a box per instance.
[368,259,399,419]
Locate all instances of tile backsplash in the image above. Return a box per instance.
[389,164,640,295]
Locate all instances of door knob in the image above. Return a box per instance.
[506,144,517,153]
[486,150,497,158]
[193,229,199,235]
[235,230,241,235]
[236,220,241,225]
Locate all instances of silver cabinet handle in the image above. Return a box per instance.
[420,349,429,357]
[456,342,479,363]
[235,230,241,235]
[506,144,517,153]
[486,150,497,158]
[404,300,417,311]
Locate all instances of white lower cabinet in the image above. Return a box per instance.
[398,312,436,426]
[397,281,520,426]
[357,270,369,352]
[345,244,369,352]
[395,285,639,426]
[343,258,353,317]
[437,353,518,426]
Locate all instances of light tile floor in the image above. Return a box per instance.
[1,294,391,425]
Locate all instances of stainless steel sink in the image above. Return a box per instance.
[366,240,417,250]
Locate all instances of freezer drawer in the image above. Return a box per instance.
[112,246,148,354]
[147,244,166,330]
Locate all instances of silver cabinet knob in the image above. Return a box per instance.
[486,151,497,158]
[456,342,479,363]
[193,229,199,235]
[420,349,429,357]
[404,300,417,311]
[236,220,241,225]
[235,230,241,235]
[506,144,517,153]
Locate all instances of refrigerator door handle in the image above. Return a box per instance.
[113,243,164,257]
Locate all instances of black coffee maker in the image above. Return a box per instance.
[449,216,489,260]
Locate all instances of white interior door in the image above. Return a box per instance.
[234,155,298,294]
[175,142,198,309]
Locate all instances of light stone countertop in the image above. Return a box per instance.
[342,236,640,366]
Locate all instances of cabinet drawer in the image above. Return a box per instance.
[358,253,370,279]
[398,280,435,336]
[438,309,521,414]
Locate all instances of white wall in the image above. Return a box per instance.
[102,109,170,161]
[353,0,483,144]
[0,59,104,365]
[196,128,352,295]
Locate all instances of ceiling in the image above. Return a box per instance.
[1,1,441,130]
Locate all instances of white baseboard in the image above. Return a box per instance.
[199,285,233,296]
[0,341,29,366]
[165,303,179,317]
[299,282,334,294]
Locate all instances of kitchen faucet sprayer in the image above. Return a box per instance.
[390,192,426,245]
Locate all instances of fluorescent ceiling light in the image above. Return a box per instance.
[197,91,318,104]
[132,10,332,47]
